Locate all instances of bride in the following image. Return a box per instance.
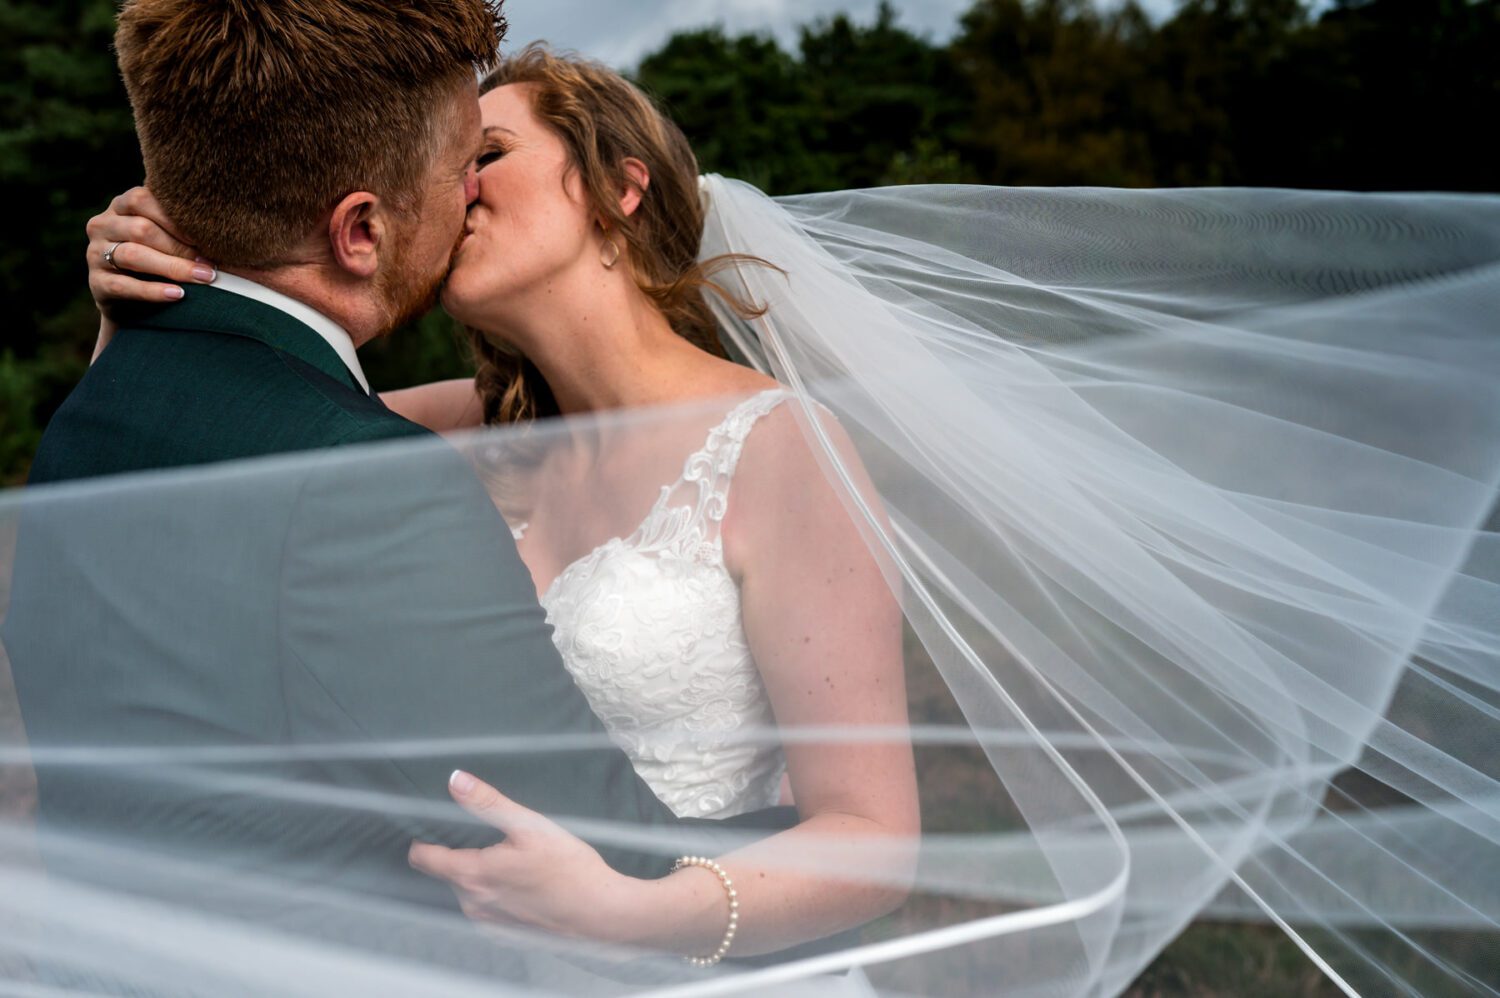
[83,44,918,964]
[80,42,1500,998]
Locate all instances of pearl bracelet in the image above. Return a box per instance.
[671,855,739,966]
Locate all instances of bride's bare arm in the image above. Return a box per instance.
[409,401,919,958]
[695,402,919,952]
[379,380,485,433]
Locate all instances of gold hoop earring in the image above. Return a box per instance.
[601,237,621,270]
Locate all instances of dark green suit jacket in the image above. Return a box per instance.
[6,286,792,956]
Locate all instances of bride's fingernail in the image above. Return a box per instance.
[164,286,185,300]
[449,769,476,794]
[191,265,216,283]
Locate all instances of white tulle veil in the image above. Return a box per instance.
[2,178,1498,996]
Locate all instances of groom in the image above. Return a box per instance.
[4,0,790,954]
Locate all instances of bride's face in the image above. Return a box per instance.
[440,83,599,330]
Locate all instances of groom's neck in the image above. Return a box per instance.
[224,264,388,348]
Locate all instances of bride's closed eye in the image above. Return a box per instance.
[476,147,507,170]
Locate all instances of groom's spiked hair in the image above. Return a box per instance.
[115,0,506,268]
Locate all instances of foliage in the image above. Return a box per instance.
[2,0,1497,486]
[1,0,142,484]
[637,0,1499,195]
[636,3,975,192]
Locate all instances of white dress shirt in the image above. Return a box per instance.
[211,271,371,394]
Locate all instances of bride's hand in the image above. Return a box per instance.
[407,770,646,943]
[86,187,217,320]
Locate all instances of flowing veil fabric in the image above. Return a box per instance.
[0,179,1496,996]
[699,177,1500,995]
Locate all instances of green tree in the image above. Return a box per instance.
[797,3,976,188]
[636,28,814,193]
[952,0,1158,186]
[636,4,973,194]
[0,0,143,483]
[1140,0,1311,186]
[1269,0,1500,191]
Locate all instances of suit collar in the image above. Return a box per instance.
[122,283,369,395]
[211,273,370,393]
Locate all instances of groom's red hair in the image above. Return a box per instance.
[115,0,505,268]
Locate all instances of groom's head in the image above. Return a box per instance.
[115,0,505,341]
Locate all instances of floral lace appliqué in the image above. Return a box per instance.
[538,389,794,819]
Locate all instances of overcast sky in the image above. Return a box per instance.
[503,0,1185,69]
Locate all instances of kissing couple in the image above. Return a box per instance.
[14,0,1500,994]
[7,0,918,986]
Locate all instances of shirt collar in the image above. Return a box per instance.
[211,272,371,394]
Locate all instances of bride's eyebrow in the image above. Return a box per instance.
[483,126,516,139]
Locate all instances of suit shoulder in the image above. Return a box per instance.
[35,328,431,480]
[270,351,431,443]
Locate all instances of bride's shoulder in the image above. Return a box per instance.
[678,350,780,398]
[726,390,868,523]
[709,364,783,400]
[682,357,852,491]
[722,395,889,582]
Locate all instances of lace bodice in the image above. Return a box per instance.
[514,389,794,819]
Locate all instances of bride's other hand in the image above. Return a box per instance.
[411,771,744,957]
[407,769,642,942]
[86,187,216,360]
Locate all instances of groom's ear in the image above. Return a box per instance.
[327,191,385,280]
[618,158,650,219]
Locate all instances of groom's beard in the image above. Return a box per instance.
[376,231,454,334]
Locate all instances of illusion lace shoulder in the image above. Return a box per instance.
[518,388,794,819]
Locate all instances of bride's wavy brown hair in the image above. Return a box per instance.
[471,44,779,426]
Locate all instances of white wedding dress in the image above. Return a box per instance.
[512,387,878,992]
[514,387,793,819]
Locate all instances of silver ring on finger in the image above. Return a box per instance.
[103,241,124,271]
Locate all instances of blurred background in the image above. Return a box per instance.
[1,2,1496,992]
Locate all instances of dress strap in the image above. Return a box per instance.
[658,388,794,546]
[698,388,796,494]
[512,388,793,553]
